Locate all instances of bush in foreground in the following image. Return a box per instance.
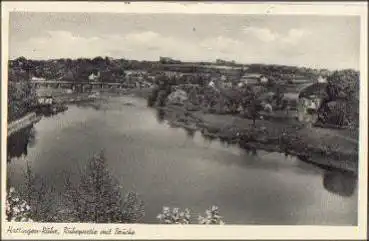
[157,205,225,224]
[6,187,33,222]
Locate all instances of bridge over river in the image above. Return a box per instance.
[31,80,129,91]
[31,80,313,93]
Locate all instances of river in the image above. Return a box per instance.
[7,95,358,225]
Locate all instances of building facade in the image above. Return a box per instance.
[297,82,327,125]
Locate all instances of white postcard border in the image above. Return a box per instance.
[1,2,367,240]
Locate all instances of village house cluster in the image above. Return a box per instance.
[12,56,334,127]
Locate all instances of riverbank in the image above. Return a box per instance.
[98,88,358,173]
[30,87,359,173]
[7,112,41,137]
[7,93,358,226]
[157,104,359,174]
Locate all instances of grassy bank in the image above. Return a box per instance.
[35,87,359,173]
[157,104,358,174]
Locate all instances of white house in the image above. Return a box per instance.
[260,75,268,84]
[167,89,188,105]
[208,79,221,91]
[88,72,100,81]
[297,82,327,124]
[31,76,46,81]
[208,80,216,88]
[125,70,147,76]
[38,96,53,105]
[263,103,273,113]
[317,76,328,83]
[163,71,182,78]
[240,77,258,85]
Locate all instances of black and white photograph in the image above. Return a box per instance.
[1,2,367,240]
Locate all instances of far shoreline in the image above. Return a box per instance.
[69,88,359,175]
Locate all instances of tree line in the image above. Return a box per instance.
[148,67,360,128]
[10,57,342,84]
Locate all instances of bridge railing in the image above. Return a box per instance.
[31,80,123,85]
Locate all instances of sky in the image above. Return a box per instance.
[8,12,360,70]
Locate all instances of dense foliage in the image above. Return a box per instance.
[9,57,359,128]
[63,152,145,223]
[22,162,56,222]
[198,206,225,225]
[240,86,265,124]
[325,69,359,101]
[157,207,191,224]
[318,69,359,127]
[7,152,144,223]
[6,187,33,222]
[10,57,127,82]
[7,152,226,224]
[9,57,331,86]
[157,206,225,225]
[8,80,37,122]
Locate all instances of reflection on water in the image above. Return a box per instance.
[156,109,165,124]
[10,106,355,200]
[184,127,196,138]
[75,101,103,111]
[7,97,358,225]
[155,109,357,198]
[323,170,357,197]
[7,125,36,161]
[7,105,70,161]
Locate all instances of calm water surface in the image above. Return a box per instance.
[7,96,358,225]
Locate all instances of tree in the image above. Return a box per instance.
[22,161,56,222]
[318,101,350,126]
[121,191,145,223]
[156,206,225,225]
[198,206,225,225]
[273,86,284,109]
[325,70,359,102]
[319,70,360,127]
[157,207,191,224]
[8,69,38,121]
[149,74,174,107]
[147,87,160,107]
[241,86,263,125]
[63,151,144,223]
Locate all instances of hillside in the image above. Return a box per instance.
[8,57,339,85]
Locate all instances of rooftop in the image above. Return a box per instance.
[242,73,263,78]
[298,82,328,99]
